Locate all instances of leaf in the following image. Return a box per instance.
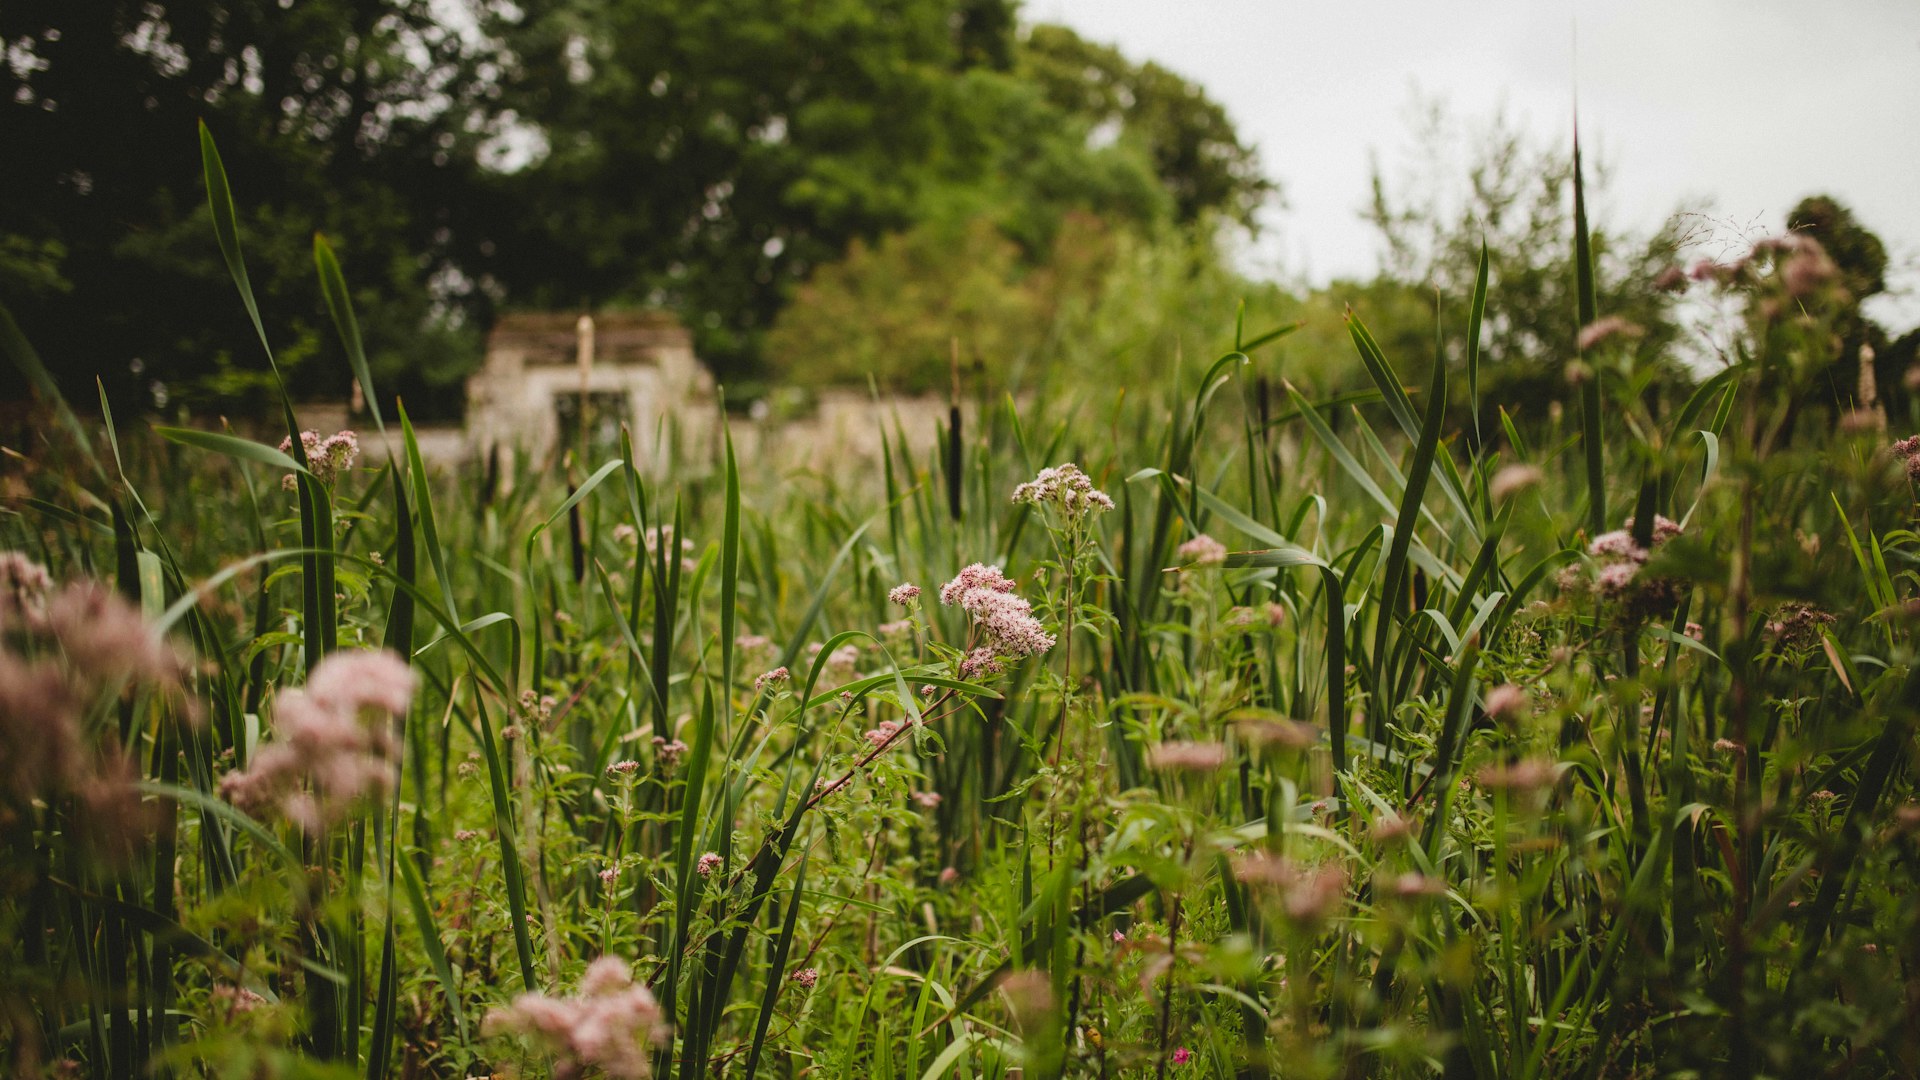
[154,426,307,475]
[314,233,384,437]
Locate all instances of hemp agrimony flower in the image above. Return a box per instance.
[1011,463,1113,520]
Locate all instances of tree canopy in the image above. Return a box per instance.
[2,0,1273,413]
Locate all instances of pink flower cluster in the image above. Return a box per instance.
[696,851,723,877]
[1582,516,1682,598]
[888,583,921,606]
[939,564,1055,663]
[651,735,689,769]
[1482,683,1529,723]
[1176,533,1228,567]
[1668,234,1837,300]
[1576,315,1645,352]
[823,644,861,681]
[1893,435,1920,481]
[484,956,668,1079]
[1,556,178,863]
[279,429,360,490]
[1147,740,1230,773]
[735,633,774,661]
[218,649,415,832]
[864,719,904,747]
[754,666,790,692]
[1476,757,1558,793]
[1011,463,1114,519]
[1766,602,1836,651]
[1234,854,1348,926]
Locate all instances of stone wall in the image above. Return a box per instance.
[465,311,713,468]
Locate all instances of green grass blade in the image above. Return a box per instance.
[313,233,385,438]
[1572,130,1605,536]
[1373,309,1449,704]
[1467,241,1489,449]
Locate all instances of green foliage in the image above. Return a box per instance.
[1364,100,1692,422]
[4,0,1271,408]
[0,0,489,417]
[16,98,1920,1080]
[1019,24,1275,230]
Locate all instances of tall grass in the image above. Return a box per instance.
[1,125,1916,1079]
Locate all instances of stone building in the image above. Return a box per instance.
[465,310,713,467]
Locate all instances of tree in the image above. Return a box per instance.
[1,0,504,417]
[475,2,1193,384]
[4,0,1273,411]
[1018,24,1274,231]
[1785,195,1900,419]
[1363,99,1690,426]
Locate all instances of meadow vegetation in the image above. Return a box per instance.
[6,123,1920,1080]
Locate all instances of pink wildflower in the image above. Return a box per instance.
[1782,236,1837,298]
[484,956,667,1079]
[1176,533,1228,567]
[218,649,414,832]
[41,581,176,683]
[1596,561,1641,596]
[790,967,819,989]
[1172,1047,1192,1066]
[1577,315,1644,352]
[0,551,52,623]
[1477,758,1558,793]
[938,563,1015,606]
[1489,464,1544,503]
[1011,463,1114,518]
[1391,872,1448,898]
[888,583,921,606]
[211,984,267,1017]
[1235,855,1347,926]
[1483,683,1529,723]
[307,648,416,718]
[754,666,790,692]
[696,852,723,877]
[652,736,689,768]
[823,644,861,681]
[279,429,359,489]
[1588,530,1648,562]
[1147,741,1229,773]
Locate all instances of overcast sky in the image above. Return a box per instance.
[1030,0,1920,325]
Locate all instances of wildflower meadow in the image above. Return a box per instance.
[5,115,1920,1080]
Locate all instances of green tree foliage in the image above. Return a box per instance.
[1018,24,1275,230]
[0,0,497,416]
[4,0,1272,409]
[1363,101,1689,426]
[1786,194,1899,420]
[765,213,1126,392]
[477,0,1250,382]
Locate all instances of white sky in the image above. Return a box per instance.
[1029,0,1920,326]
